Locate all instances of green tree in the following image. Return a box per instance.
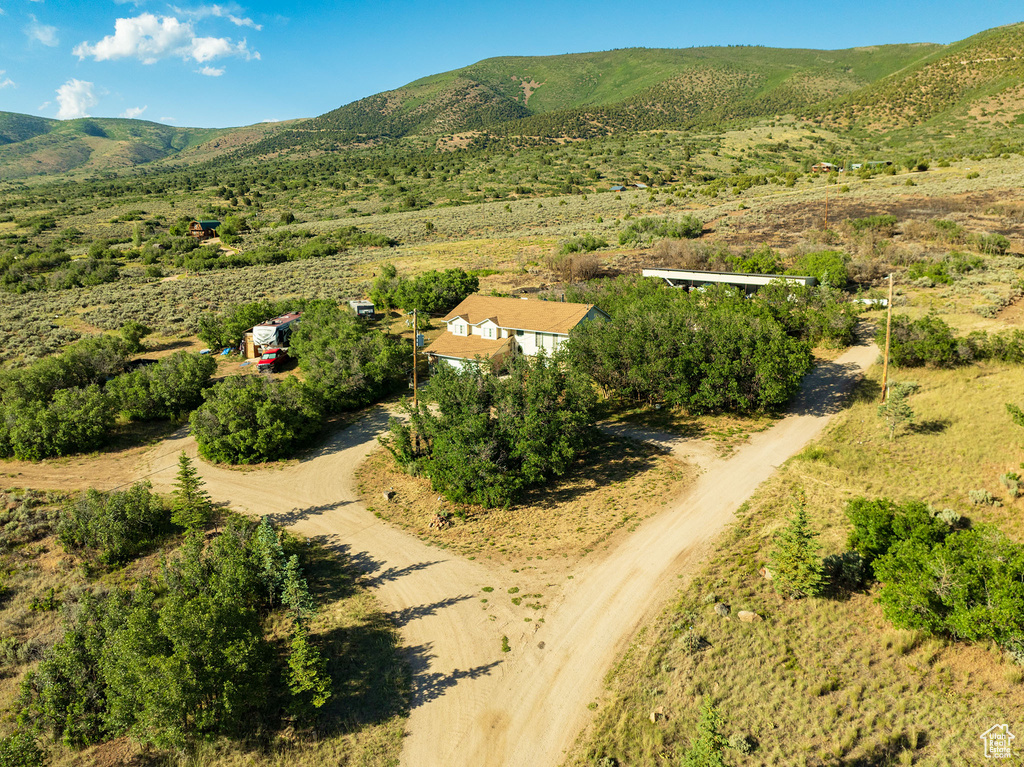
[189,376,324,464]
[286,625,331,717]
[878,382,917,440]
[120,320,152,353]
[171,452,212,532]
[768,493,823,599]
[681,696,729,767]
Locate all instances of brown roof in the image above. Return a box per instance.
[423,332,514,361]
[442,295,604,335]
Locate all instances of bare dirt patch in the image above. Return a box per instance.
[355,436,694,568]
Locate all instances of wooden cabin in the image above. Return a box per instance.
[189,220,221,240]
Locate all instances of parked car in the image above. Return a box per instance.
[257,347,288,374]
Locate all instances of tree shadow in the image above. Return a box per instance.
[299,406,393,462]
[389,594,473,628]
[403,642,502,709]
[909,417,951,435]
[270,499,353,527]
[516,434,662,510]
[831,730,923,766]
[790,359,868,417]
[313,536,442,588]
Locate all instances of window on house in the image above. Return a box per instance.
[537,332,547,348]
[516,329,524,337]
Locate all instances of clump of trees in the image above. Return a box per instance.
[288,301,408,412]
[17,517,331,751]
[564,279,814,414]
[878,315,1024,368]
[787,250,849,288]
[190,376,324,464]
[619,215,703,246]
[191,300,410,464]
[57,482,172,566]
[846,498,1024,654]
[382,352,595,507]
[0,335,217,460]
[369,264,479,315]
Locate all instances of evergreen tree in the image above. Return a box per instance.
[171,452,212,532]
[681,696,729,767]
[281,555,315,626]
[252,517,286,608]
[286,624,331,717]
[768,492,823,599]
[878,382,917,440]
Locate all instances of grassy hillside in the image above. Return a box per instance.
[0,113,289,179]
[309,45,941,139]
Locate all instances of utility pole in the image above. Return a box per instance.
[880,272,894,402]
[412,309,418,410]
[824,187,829,230]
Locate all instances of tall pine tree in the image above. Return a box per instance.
[171,452,212,533]
[768,491,823,599]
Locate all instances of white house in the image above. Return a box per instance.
[423,295,608,370]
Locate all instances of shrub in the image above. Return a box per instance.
[788,250,849,288]
[877,314,976,368]
[0,731,44,767]
[57,482,171,565]
[107,352,217,421]
[1000,472,1022,499]
[618,215,702,246]
[873,526,1024,644]
[190,376,324,464]
[559,233,608,255]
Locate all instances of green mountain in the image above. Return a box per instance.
[308,44,943,139]
[0,114,296,180]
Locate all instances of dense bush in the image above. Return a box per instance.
[874,525,1024,645]
[788,250,849,288]
[845,497,952,563]
[618,215,703,246]
[383,352,595,507]
[190,376,324,464]
[370,265,479,315]
[564,281,812,413]
[107,352,217,421]
[877,314,974,367]
[57,482,172,565]
[288,302,408,411]
[559,233,608,255]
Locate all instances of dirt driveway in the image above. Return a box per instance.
[132,337,877,766]
[10,334,876,766]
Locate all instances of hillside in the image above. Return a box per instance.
[816,23,1024,132]
[307,44,942,139]
[0,113,293,180]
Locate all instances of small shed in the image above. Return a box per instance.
[609,185,626,192]
[189,220,221,240]
[348,300,375,317]
[811,163,838,173]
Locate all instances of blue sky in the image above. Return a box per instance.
[0,0,1021,129]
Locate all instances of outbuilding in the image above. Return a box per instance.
[188,220,221,240]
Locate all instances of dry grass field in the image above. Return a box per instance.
[355,436,693,569]
[568,354,1024,765]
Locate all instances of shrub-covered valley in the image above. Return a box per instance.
[0,22,1023,767]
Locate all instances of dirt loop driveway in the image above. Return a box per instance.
[134,337,876,767]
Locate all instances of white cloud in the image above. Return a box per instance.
[158,116,176,122]
[74,13,258,65]
[174,3,261,29]
[0,70,14,89]
[26,14,58,46]
[121,105,147,118]
[37,100,51,111]
[56,79,98,120]
[198,65,224,76]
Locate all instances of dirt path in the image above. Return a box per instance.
[13,335,873,766]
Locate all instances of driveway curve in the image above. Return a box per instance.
[130,338,878,766]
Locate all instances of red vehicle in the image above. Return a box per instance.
[257,347,288,374]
